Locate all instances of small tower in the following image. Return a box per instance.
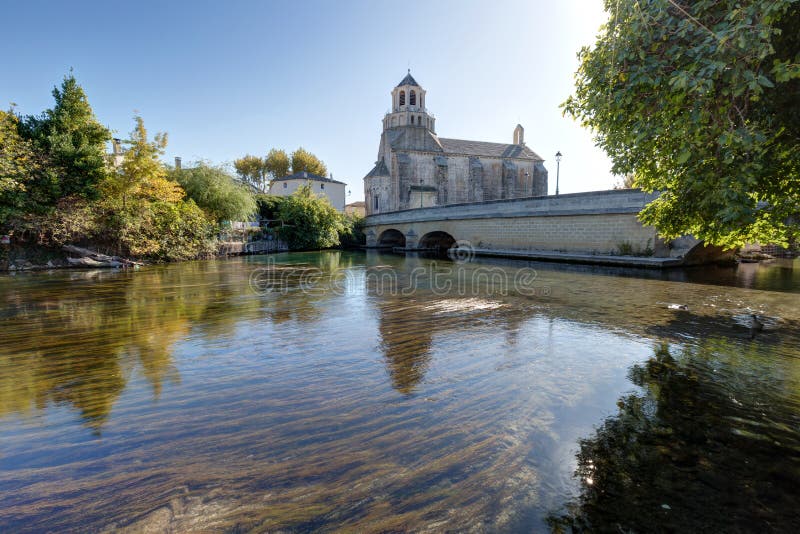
[382,70,436,133]
[513,124,525,145]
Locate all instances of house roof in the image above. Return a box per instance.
[272,171,346,185]
[396,72,420,87]
[346,201,365,207]
[438,138,543,160]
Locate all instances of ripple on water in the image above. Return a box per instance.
[1,253,799,531]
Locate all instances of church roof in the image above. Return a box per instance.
[396,72,420,87]
[365,159,390,177]
[438,138,543,160]
[273,171,346,185]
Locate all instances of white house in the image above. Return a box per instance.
[269,171,347,212]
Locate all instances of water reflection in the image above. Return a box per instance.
[549,338,800,532]
[0,262,261,432]
[0,253,798,531]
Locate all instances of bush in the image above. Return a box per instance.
[276,185,344,250]
[255,194,285,223]
[173,163,256,223]
[111,200,217,261]
[339,213,366,248]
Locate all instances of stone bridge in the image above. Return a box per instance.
[362,189,733,267]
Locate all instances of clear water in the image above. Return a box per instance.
[0,252,798,532]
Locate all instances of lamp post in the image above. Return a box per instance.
[555,151,562,196]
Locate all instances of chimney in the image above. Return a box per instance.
[513,124,524,145]
[174,156,182,170]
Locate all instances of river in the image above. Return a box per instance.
[1,251,799,532]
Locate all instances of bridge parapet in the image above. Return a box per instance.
[363,189,733,267]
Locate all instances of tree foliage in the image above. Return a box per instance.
[563,0,800,247]
[277,185,344,249]
[255,194,284,222]
[173,163,256,223]
[21,73,111,202]
[104,116,183,208]
[291,147,328,177]
[338,213,366,248]
[107,199,216,261]
[0,109,47,221]
[2,74,222,263]
[265,148,291,180]
[233,154,270,193]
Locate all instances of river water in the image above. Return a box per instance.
[0,252,798,532]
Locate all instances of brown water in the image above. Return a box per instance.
[0,252,799,532]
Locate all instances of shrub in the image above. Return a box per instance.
[276,185,344,250]
[173,163,256,223]
[339,213,366,248]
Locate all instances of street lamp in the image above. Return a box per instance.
[555,151,562,196]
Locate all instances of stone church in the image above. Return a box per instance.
[364,72,548,215]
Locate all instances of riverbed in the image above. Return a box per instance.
[1,252,799,531]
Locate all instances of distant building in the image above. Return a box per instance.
[345,201,366,217]
[109,138,125,168]
[363,72,548,215]
[269,171,347,212]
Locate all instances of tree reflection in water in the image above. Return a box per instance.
[549,340,800,532]
[0,262,260,433]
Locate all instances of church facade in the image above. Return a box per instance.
[364,73,548,215]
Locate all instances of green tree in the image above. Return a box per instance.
[563,0,800,247]
[173,162,257,222]
[339,213,366,248]
[22,73,111,201]
[117,200,216,261]
[277,185,344,249]
[0,109,49,222]
[291,147,328,177]
[233,154,269,193]
[265,148,291,179]
[104,115,182,209]
[255,194,285,222]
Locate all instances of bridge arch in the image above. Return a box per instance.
[418,231,456,252]
[377,229,406,248]
[680,240,736,265]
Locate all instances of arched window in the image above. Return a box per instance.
[399,91,405,106]
[410,90,416,106]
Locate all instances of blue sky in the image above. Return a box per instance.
[2,0,614,200]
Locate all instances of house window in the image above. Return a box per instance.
[410,90,416,106]
[373,195,379,211]
[399,91,405,106]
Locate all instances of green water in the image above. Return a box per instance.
[1,252,799,532]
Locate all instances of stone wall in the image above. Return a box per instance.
[382,151,545,211]
[364,189,665,256]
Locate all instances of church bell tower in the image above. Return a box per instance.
[382,70,436,133]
